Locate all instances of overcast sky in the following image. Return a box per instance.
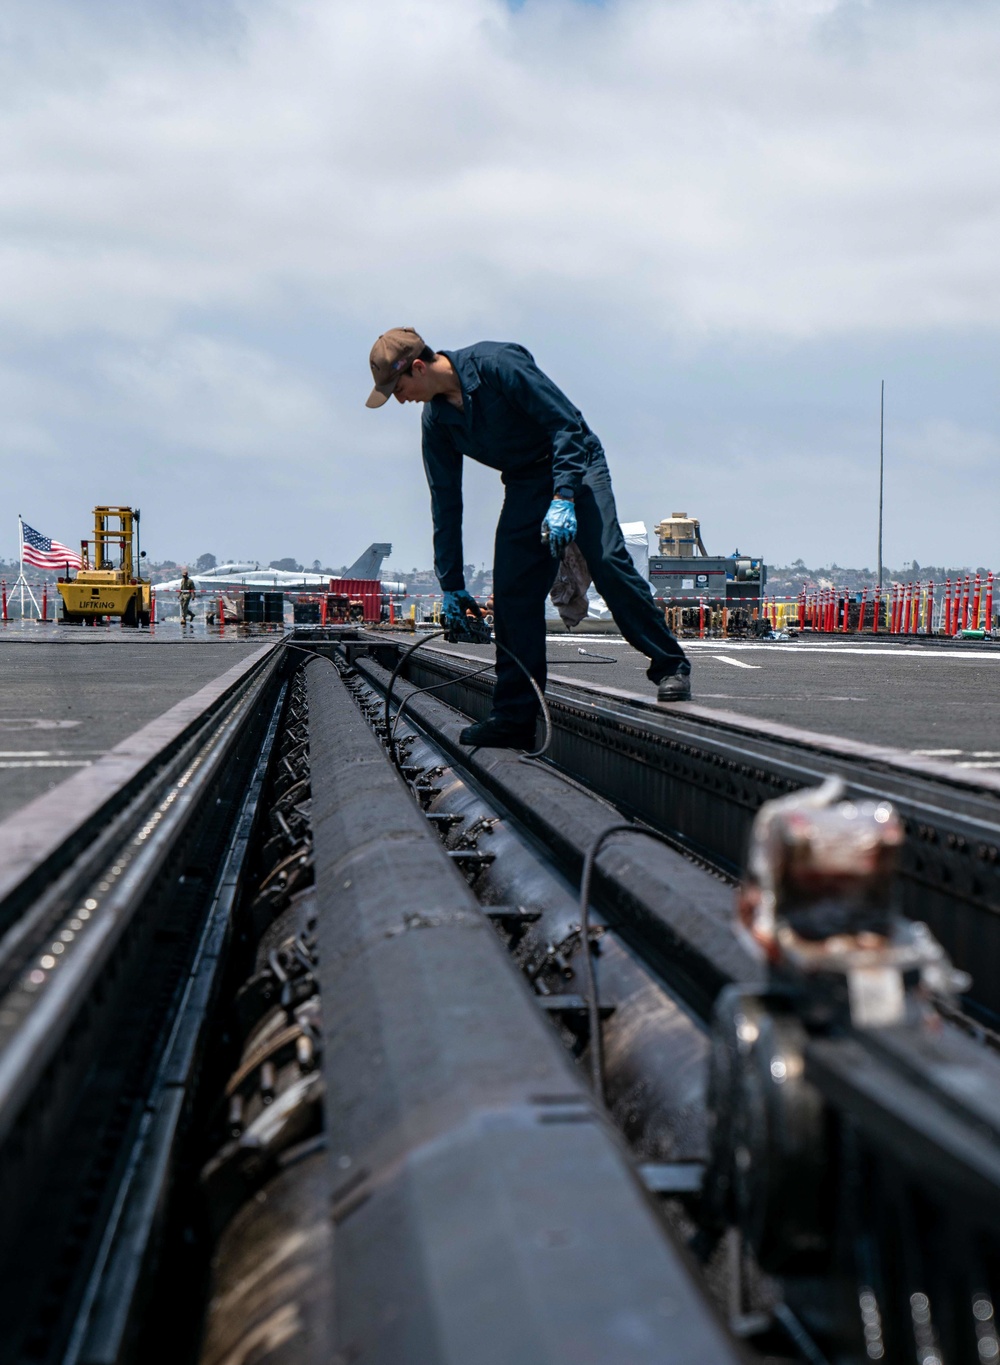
[2,0,998,574]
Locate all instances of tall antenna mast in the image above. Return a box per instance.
[877,380,885,589]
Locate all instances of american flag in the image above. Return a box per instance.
[20,517,83,571]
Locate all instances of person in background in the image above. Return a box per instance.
[179,569,196,627]
[364,327,691,749]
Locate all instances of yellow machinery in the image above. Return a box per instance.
[57,506,151,626]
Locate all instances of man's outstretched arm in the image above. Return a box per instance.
[421,420,466,591]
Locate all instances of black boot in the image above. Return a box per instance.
[458,717,537,750]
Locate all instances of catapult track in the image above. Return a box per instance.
[1,629,999,1364]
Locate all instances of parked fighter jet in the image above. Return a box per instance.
[157,543,405,594]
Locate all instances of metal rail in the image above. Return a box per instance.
[340,643,1000,1365]
[348,638,1000,1023]
[304,655,742,1365]
[0,646,283,1365]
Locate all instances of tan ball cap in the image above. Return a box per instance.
[366,327,427,408]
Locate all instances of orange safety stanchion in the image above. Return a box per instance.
[2,578,7,622]
[873,584,880,634]
[926,581,934,635]
[972,574,982,631]
[40,585,47,622]
[961,575,971,631]
[150,590,156,627]
[913,583,922,634]
[842,592,849,632]
[320,595,328,627]
[895,583,903,635]
[859,587,868,633]
[900,583,908,635]
[944,578,952,635]
[699,597,706,639]
[798,589,806,628]
[987,573,994,634]
[218,594,225,634]
[889,584,897,634]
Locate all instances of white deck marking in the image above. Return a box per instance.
[712,655,761,669]
[0,760,92,769]
[683,642,1000,660]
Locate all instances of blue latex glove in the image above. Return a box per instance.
[542,498,577,558]
[441,588,480,627]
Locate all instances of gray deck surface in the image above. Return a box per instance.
[4,625,999,826]
[432,634,1000,763]
[0,624,274,820]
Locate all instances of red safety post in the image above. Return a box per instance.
[859,587,868,633]
[914,583,922,634]
[40,584,47,623]
[828,589,835,633]
[320,594,328,627]
[943,579,952,635]
[987,573,994,634]
[872,584,880,634]
[1,578,7,622]
[889,585,896,635]
[150,590,156,628]
[972,574,982,631]
[895,583,904,635]
[699,597,706,639]
[900,583,909,635]
[218,594,225,634]
[961,575,970,631]
[926,581,934,635]
[798,588,806,629]
[906,583,914,635]
[842,592,849,633]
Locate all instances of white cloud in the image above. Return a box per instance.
[0,0,998,567]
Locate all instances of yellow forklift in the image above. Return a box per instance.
[58,506,152,627]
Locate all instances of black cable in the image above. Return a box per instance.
[384,630,445,767]
[382,629,553,765]
[578,822,681,1103]
[390,660,500,753]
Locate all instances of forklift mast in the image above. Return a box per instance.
[80,506,138,579]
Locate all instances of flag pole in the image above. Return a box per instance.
[877,382,885,592]
[15,516,42,620]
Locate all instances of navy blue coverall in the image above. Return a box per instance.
[422,342,689,727]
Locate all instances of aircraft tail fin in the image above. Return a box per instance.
[343,542,392,579]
